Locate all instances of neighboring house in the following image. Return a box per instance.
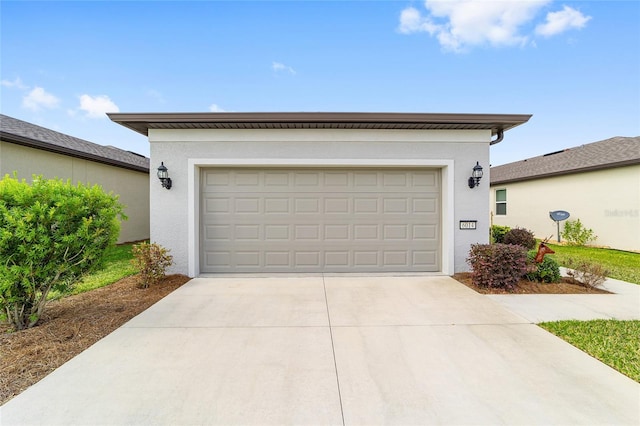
[490,136,640,252]
[0,114,150,244]
[109,112,531,276]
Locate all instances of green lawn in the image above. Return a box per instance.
[546,243,640,284]
[539,320,640,383]
[49,243,138,299]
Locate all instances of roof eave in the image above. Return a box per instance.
[107,112,532,137]
[1,131,149,173]
[490,159,640,185]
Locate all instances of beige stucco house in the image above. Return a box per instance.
[490,136,639,252]
[0,114,150,243]
[109,112,530,276]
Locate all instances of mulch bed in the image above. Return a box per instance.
[0,274,191,405]
[452,272,611,295]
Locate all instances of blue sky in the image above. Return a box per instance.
[1,0,638,166]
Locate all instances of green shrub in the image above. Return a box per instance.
[503,227,536,250]
[0,175,124,330]
[131,242,173,288]
[490,225,511,244]
[564,257,608,288]
[525,252,561,283]
[562,219,597,246]
[467,244,528,290]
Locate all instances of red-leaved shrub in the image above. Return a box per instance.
[467,244,528,290]
[503,227,536,250]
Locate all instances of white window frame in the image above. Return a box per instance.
[495,188,507,215]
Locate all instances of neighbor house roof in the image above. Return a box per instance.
[490,136,640,185]
[107,112,531,138]
[0,114,149,173]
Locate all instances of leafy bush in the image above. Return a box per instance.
[562,219,597,246]
[131,242,173,288]
[564,258,608,288]
[503,227,536,250]
[0,175,124,330]
[467,244,528,290]
[491,225,511,244]
[525,252,561,283]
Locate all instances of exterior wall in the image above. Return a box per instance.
[0,140,150,243]
[149,128,492,276]
[490,165,640,252]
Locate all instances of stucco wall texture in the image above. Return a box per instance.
[0,141,150,244]
[149,128,492,276]
[491,165,640,252]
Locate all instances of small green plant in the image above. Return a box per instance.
[490,225,511,244]
[131,242,173,288]
[564,257,608,288]
[0,175,124,330]
[525,252,561,283]
[467,244,528,290]
[562,219,597,246]
[503,227,536,250]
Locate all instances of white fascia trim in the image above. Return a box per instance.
[189,158,452,167]
[187,158,455,277]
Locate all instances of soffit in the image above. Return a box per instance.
[107,112,532,137]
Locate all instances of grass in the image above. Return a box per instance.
[49,243,138,299]
[546,243,640,285]
[539,320,640,383]
[72,243,138,294]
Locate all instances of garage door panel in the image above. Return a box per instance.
[324,198,350,213]
[235,198,260,213]
[235,172,260,186]
[264,198,290,213]
[265,225,290,240]
[294,198,320,214]
[201,168,440,273]
[323,172,349,186]
[202,250,439,272]
[413,251,438,266]
[265,251,291,267]
[325,224,350,240]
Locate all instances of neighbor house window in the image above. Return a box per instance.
[496,189,507,215]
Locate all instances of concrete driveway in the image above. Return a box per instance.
[1,275,639,425]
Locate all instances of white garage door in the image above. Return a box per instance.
[200,168,440,273]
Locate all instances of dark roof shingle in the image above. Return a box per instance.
[490,136,640,184]
[0,114,149,173]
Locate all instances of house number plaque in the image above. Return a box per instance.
[459,220,477,230]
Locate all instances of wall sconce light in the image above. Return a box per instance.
[157,162,172,190]
[468,161,483,188]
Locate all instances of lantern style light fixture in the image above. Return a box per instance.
[468,161,483,189]
[157,162,172,190]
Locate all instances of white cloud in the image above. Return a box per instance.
[399,0,554,52]
[1,77,28,90]
[209,103,226,112]
[398,7,438,34]
[272,61,296,75]
[78,94,119,118]
[535,5,591,37]
[22,87,60,111]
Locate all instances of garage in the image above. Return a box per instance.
[108,111,532,276]
[200,168,440,273]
